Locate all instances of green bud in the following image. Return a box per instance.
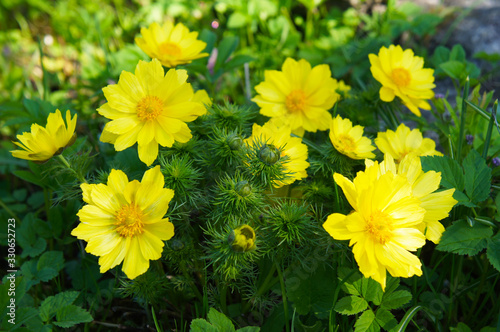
[227,134,243,150]
[170,239,185,251]
[258,144,280,165]
[235,180,252,197]
[228,224,256,252]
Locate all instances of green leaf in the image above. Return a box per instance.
[227,12,248,29]
[207,308,235,332]
[374,308,397,331]
[236,327,260,332]
[286,265,336,318]
[224,55,255,71]
[437,219,493,255]
[439,60,466,80]
[450,44,466,61]
[215,36,239,71]
[360,276,383,306]
[421,156,464,191]
[450,322,473,332]
[354,310,380,332]
[462,149,492,204]
[12,170,44,187]
[380,290,412,310]
[334,296,368,315]
[338,267,362,296]
[53,305,93,328]
[486,233,500,272]
[190,319,219,332]
[39,291,80,322]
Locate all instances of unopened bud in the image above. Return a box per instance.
[228,224,256,252]
[258,144,280,165]
[235,180,252,197]
[227,134,243,150]
[170,239,185,251]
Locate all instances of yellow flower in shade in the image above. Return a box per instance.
[245,121,309,188]
[323,163,426,290]
[375,123,442,163]
[135,21,209,68]
[252,58,340,136]
[228,224,257,252]
[369,45,435,116]
[368,154,457,244]
[329,115,376,160]
[71,166,174,279]
[11,109,77,162]
[98,58,207,166]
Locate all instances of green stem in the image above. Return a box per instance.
[0,198,21,221]
[37,37,49,101]
[220,282,228,315]
[482,100,498,159]
[243,263,277,312]
[456,77,470,161]
[57,154,88,184]
[151,306,163,332]
[276,262,290,332]
[180,263,204,302]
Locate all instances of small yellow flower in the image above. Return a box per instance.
[71,166,174,279]
[135,21,209,68]
[11,109,77,162]
[252,58,341,135]
[329,115,376,160]
[368,154,457,243]
[245,121,309,188]
[369,45,435,116]
[98,58,207,166]
[323,161,426,290]
[375,123,442,162]
[228,225,256,252]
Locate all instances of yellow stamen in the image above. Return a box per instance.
[285,90,306,112]
[137,96,163,121]
[391,68,411,87]
[366,211,393,244]
[115,204,144,237]
[159,42,182,57]
[337,134,356,153]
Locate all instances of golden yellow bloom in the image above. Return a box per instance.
[375,123,442,162]
[323,162,426,290]
[71,166,174,279]
[99,58,207,166]
[252,58,341,135]
[135,21,209,68]
[329,115,376,160]
[368,154,457,243]
[369,45,435,116]
[229,225,256,252]
[246,121,309,188]
[11,109,77,162]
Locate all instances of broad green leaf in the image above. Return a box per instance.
[450,322,473,332]
[374,308,397,331]
[190,319,218,332]
[236,327,260,332]
[224,55,255,71]
[421,156,464,191]
[450,44,466,61]
[334,296,368,315]
[354,309,379,332]
[380,290,412,310]
[12,170,44,187]
[486,233,500,272]
[39,291,80,322]
[286,265,336,318]
[207,308,235,332]
[338,267,362,296]
[462,150,492,204]
[215,36,239,71]
[439,60,466,80]
[360,276,383,305]
[437,219,493,255]
[53,305,93,328]
[227,12,248,29]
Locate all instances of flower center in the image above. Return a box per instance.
[114,203,144,237]
[365,210,393,244]
[159,42,182,57]
[391,68,411,87]
[136,95,163,121]
[285,90,306,112]
[337,134,356,153]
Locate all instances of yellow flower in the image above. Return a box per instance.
[323,162,426,290]
[368,154,457,244]
[135,21,209,68]
[71,166,174,279]
[11,109,77,162]
[252,58,340,135]
[98,58,207,166]
[228,225,257,252]
[245,121,309,188]
[369,45,435,117]
[329,115,376,160]
[375,123,442,162]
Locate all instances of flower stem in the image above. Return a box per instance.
[276,262,290,332]
[151,305,163,332]
[57,154,88,184]
[456,77,470,161]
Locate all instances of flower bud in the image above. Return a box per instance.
[258,144,280,165]
[227,134,243,150]
[235,180,252,197]
[228,224,256,252]
[170,239,185,251]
